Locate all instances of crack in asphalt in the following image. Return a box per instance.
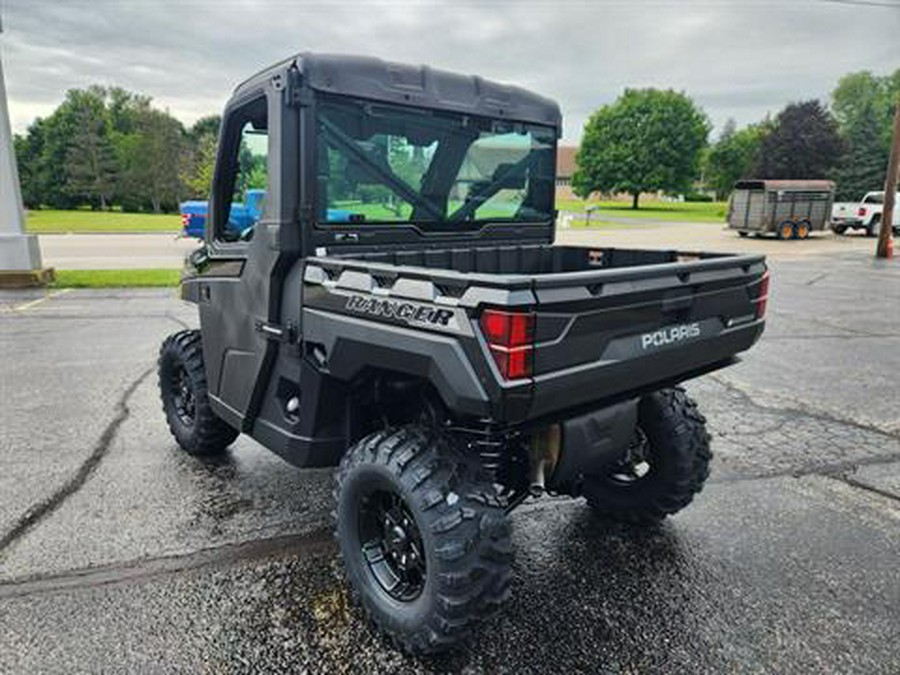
[0,529,334,600]
[0,367,154,557]
[833,473,900,504]
[711,451,900,484]
[708,374,900,442]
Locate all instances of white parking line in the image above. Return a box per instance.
[12,288,72,312]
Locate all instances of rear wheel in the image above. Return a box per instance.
[832,223,847,235]
[335,426,512,654]
[158,330,239,455]
[777,220,795,240]
[583,388,711,524]
[794,220,811,240]
[738,231,749,238]
[868,215,881,237]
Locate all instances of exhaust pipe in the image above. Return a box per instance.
[528,425,561,496]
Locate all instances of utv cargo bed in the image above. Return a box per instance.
[302,244,767,424]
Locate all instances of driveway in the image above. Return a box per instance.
[1,250,898,673]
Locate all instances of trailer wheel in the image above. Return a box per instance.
[777,220,795,240]
[158,330,239,455]
[582,388,711,524]
[794,220,811,240]
[334,426,512,654]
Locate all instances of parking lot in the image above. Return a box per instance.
[1,241,899,673]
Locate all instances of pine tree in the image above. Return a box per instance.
[64,99,119,209]
[832,102,887,201]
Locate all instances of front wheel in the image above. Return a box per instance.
[158,330,239,455]
[335,426,512,654]
[583,388,711,524]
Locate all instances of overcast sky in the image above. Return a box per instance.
[2,0,899,143]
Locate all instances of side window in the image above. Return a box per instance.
[214,97,268,243]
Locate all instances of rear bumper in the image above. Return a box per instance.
[525,320,763,420]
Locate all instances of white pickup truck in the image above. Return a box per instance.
[831,191,900,236]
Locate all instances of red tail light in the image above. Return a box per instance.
[753,271,770,319]
[181,213,190,229]
[479,309,534,380]
[858,207,867,217]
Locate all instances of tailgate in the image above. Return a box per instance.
[526,251,767,418]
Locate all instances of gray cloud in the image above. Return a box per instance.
[3,0,899,142]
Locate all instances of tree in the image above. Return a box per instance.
[830,69,900,198]
[752,100,843,179]
[14,124,46,209]
[64,90,119,209]
[189,115,220,141]
[120,108,185,212]
[182,132,217,198]
[180,116,221,200]
[831,101,888,201]
[703,119,766,199]
[573,88,710,208]
[832,69,900,150]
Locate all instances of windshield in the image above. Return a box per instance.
[316,96,556,228]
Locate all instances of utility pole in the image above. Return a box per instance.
[0,7,52,286]
[876,97,899,260]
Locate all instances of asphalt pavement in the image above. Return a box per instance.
[1,250,898,673]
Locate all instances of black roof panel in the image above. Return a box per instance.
[233,52,561,130]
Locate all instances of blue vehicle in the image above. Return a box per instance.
[180,188,267,239]
[180,188,351,238]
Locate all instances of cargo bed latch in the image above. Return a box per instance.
[255,320,296,343]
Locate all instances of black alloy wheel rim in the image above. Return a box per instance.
[608,427,653,485]
[172,364,196,427]
[358,488,427,602]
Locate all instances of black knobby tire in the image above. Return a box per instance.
[583,388,711,524]
[832,224,847,235]
[334,426,513,654]
[158,330,239,455]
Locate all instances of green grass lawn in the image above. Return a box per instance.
[26,209,181,234]
[556,199,727,223]
[51,269,180,288]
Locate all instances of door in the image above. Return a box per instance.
[198,92,281,430]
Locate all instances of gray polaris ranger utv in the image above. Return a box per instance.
[158,53,768,653]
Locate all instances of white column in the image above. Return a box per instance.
[0,37,43,271]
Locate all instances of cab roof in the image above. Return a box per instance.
[232,52,562,131]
